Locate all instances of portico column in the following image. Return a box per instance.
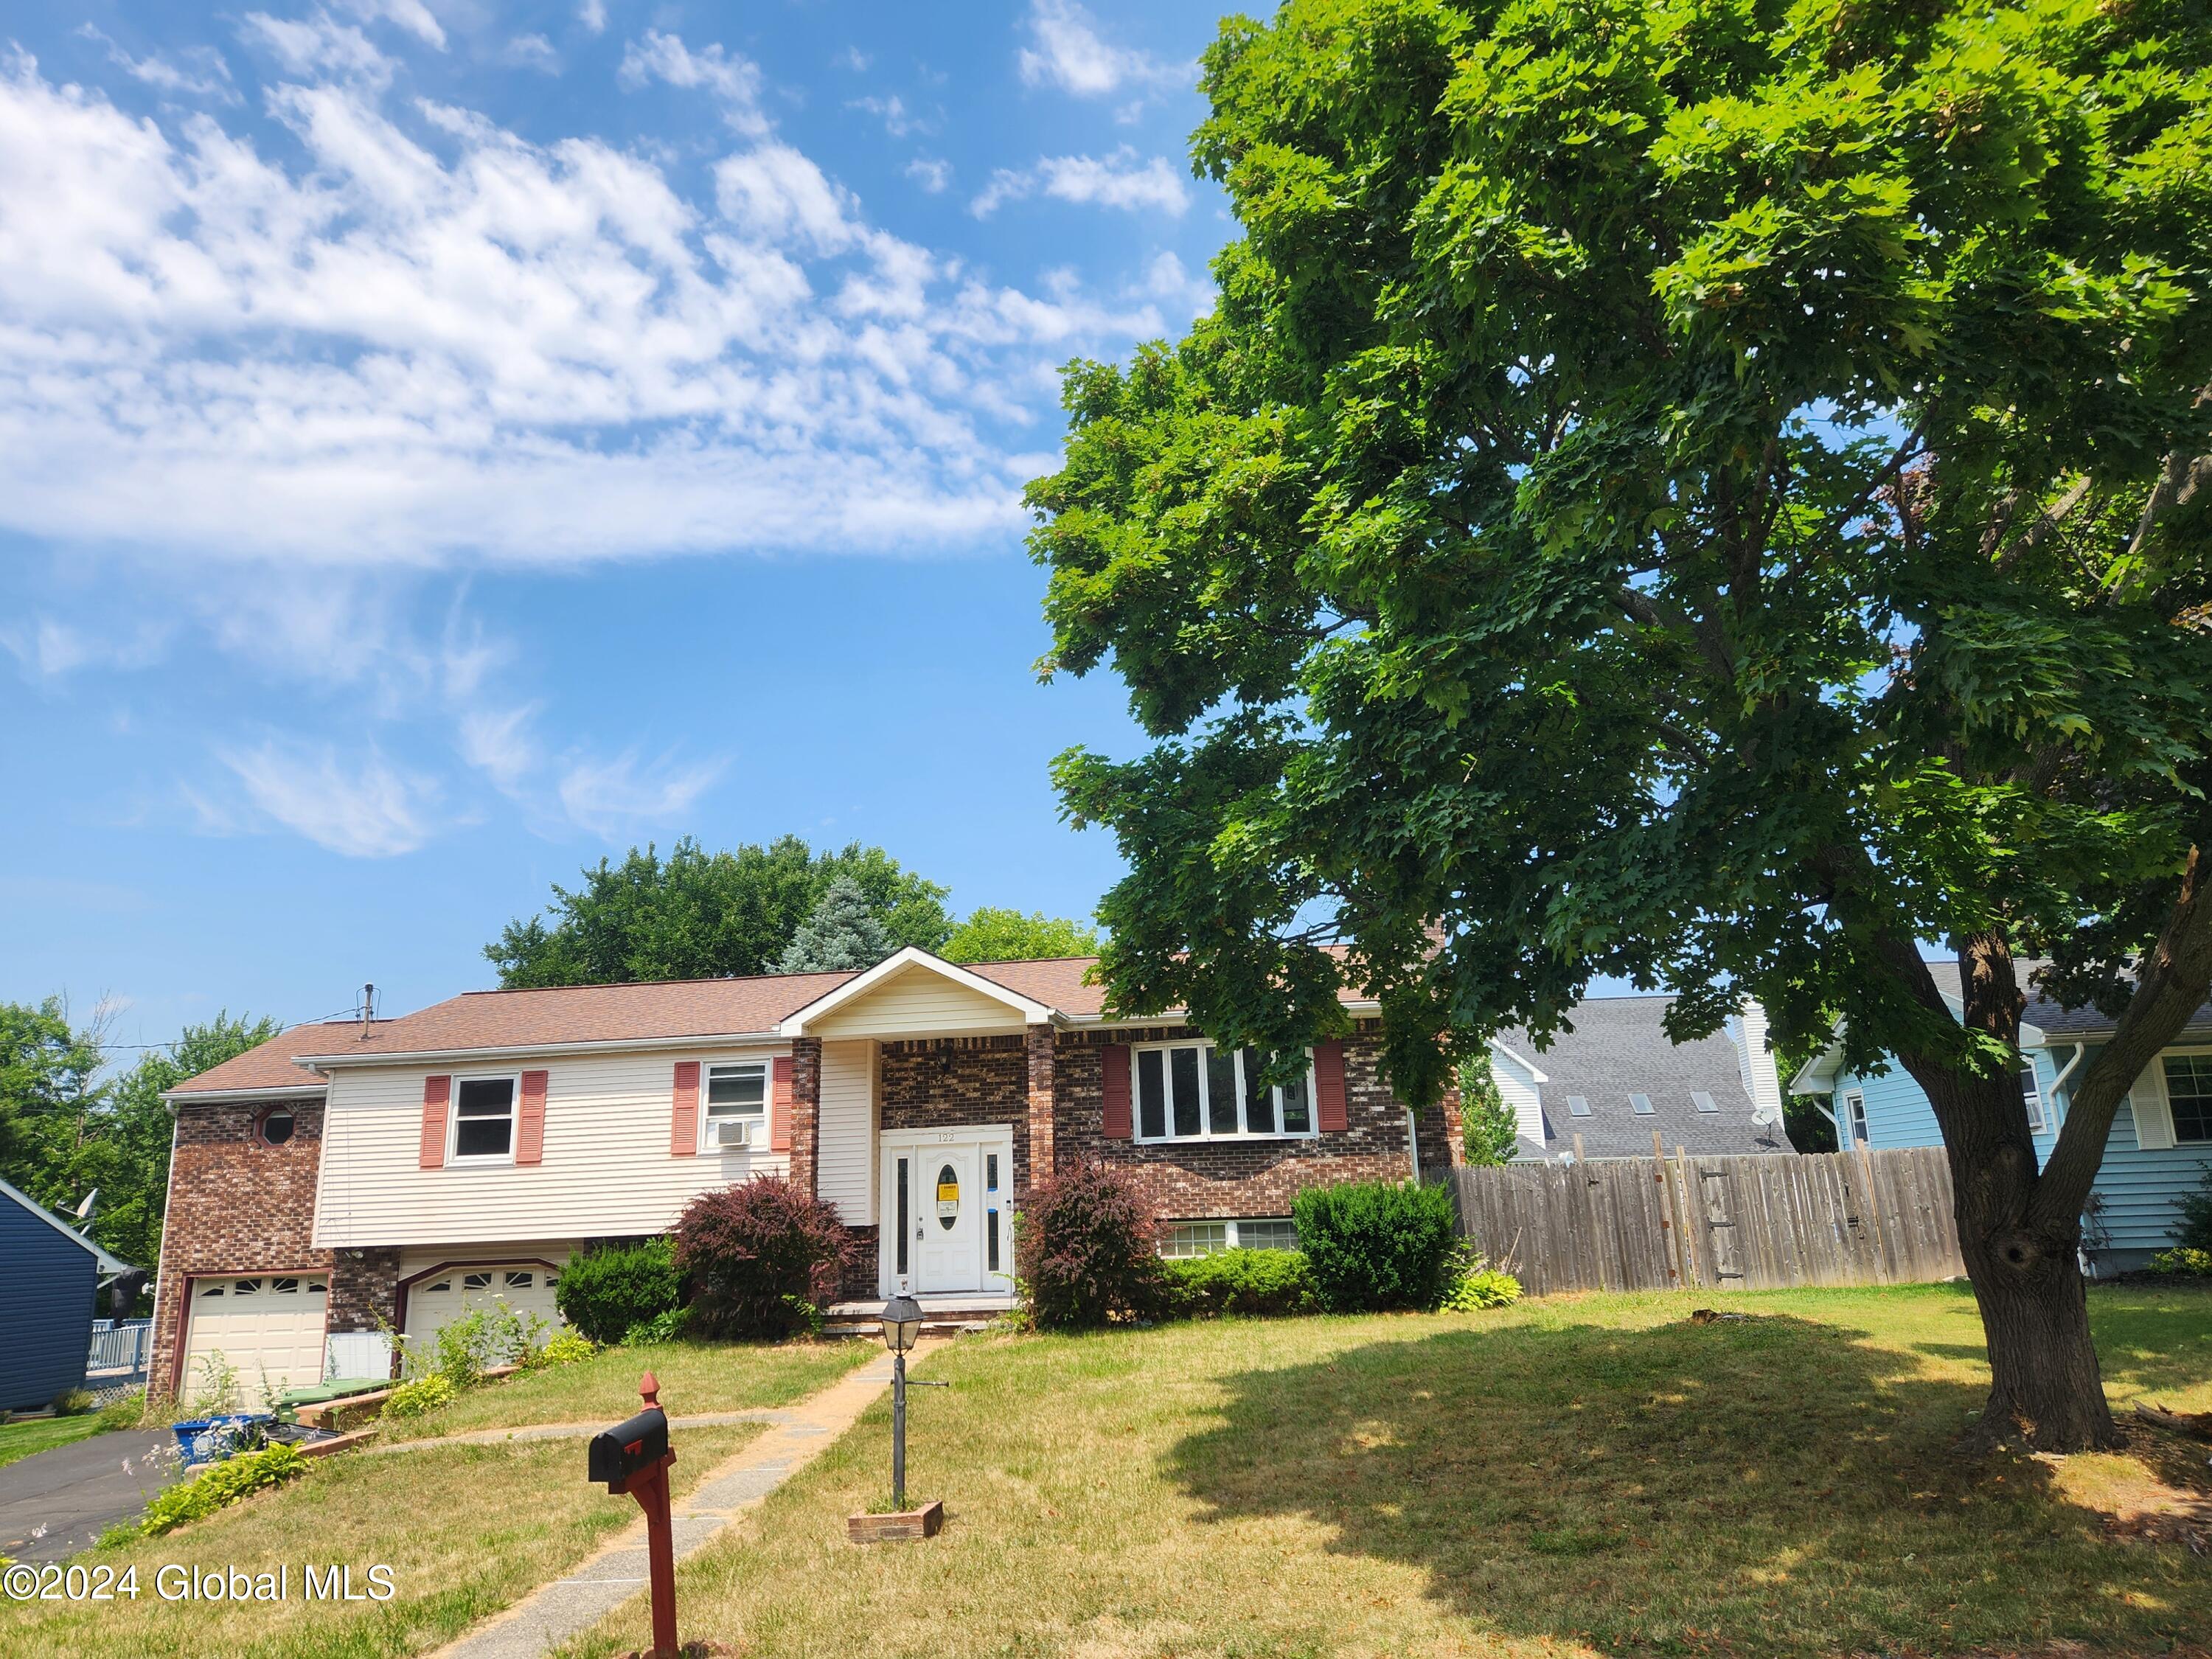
[1024,1023,1057,1193]
[790,1037,822,1197]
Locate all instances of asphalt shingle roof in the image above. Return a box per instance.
[1500,996,1794,1160]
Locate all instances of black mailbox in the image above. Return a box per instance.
[588,1407,669,1488]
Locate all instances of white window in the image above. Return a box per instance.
[1566,1095,1591,1117]
[1842,1090,1868,1147]
[451,1075,518,1162]
[701,1060,769,1150]
[1159,1217,1299,1258]
[2161,1053,2212,1143]
[2020,1066,2048,1134]
[1133,1043,1315,1142]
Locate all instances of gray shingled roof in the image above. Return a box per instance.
[1501,997,1795,1160]
[1924,960,2212,1041]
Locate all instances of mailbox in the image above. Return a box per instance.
[588,1406,669,1489]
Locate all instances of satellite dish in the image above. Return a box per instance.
[74,1187,99,1220]
[1750,1101,1784,1127]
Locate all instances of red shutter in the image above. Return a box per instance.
[771,1056,794,1152]
[1315,1043,1349,1132]
[671,1062,700,1158]
[1100,1045,1133,1138]
[516,1070,549,1166]
[419,1075,451,1168]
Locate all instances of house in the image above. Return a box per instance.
[151,948,1469,1401]
[153,947,1804,1402]
[1790,962,2212,1271]
[0,1175,131,1412]
[1488,995,1796,1161]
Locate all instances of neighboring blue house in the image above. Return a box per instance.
[1791,962,2212,1273]
[0,1175,131,1411]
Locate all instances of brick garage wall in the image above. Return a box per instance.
[837,1225,880,1302]
[879,1036,1032,1192]
[1053,1026,1419,1221]
[151,1096,332,1397]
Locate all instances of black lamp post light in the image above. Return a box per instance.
[846,1292,945,1542]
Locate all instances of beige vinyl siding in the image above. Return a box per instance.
[313,1047,789,1249]
[808,967,1026,1037]
[815,1039,877,1225]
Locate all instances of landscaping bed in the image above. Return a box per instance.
[568,1281,2212,1659]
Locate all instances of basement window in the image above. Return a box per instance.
[1158,1218,1298,1258]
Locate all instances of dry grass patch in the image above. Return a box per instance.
[380,1338,870,1441]
[0,1423,761,1658]
[564,1282,2212,1659]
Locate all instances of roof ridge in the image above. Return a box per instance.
[453,967,863,997]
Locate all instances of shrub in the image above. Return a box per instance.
[1291,1180,1460,1312]
[1440,1266,1523,1311]
[141,1443,308,1536]
[557,1239,684,1345]
[94,1391,146,1432]
[2149,1245,2212,1276]
[533,1329,598,1368]
[2175,1166,2212,1251]
[380,1374,457,1419]
[1164,1248,1318,1318]
[51,1387,95,1416]
[1459,1060,1520,1167]
[621,1305,692,1346]
[1015,1162,1167,1329]
[676,1176,854,1340]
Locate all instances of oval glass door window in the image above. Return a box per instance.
[936,1164,959,1229]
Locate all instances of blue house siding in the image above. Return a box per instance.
[1836,1044,2212,1270]
[0,1193,99,1411]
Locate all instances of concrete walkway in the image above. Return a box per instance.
[429,1340,942,1659]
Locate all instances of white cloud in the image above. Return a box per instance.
[2,616,170,678]
[1133,250,1214,321]
[578,0,608,34]
[906,156,951,195]
[1016,1,1184,99]
[558,749,723,837]
[74,27,235,101]
[0,48,1166,569]
[458,702,540,790]
[501,34,559,73]
[972,147,1189,218]
[219,738,437,856]
[849,94,929,139]
[618,30,767,136]
[337,0,448,50]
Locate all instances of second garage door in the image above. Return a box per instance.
[181,1273,329,1407]
[404,1264,565,1352]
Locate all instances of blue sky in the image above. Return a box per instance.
[0,0,1234,1054]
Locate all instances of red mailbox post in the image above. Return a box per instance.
[588,1371,679,1659]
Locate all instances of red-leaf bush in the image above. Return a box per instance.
[1015,1161,1167,1329]
[675,1176,853,1338]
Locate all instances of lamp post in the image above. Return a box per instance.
[880,1291,922,1511]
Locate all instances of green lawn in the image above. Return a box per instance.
[565,1282,2212,1659]
[378,1335,872,1440]
[0,1414,108,1472]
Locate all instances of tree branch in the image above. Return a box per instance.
[1992,475,2093,573]
[2029,844,2212,1231]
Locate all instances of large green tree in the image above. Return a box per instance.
[939,908,1103,964]
[487,836,952,987]
[1031,0,2212,1449]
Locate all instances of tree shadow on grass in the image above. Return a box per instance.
[1166,1312,2212,1658]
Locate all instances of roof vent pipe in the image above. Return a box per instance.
[361,982,376,1036]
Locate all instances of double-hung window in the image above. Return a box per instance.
[2021,1066,2048,1134]
[702,1061,769,1150]
[1133,1043,1315,1142]
[2161,1053,2212,1143]
[1840,1090,1868,1148]
[451,1076,518,1162]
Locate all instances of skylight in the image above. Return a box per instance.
[1630,1093,1655,1114]
[1693,1091,1718,1113]
[1567,1095,1591,1117]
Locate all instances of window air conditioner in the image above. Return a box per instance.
[713,1119,756,1149]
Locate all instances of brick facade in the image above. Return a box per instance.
[788,1037,821,1197]
[878,1034,1032,1189]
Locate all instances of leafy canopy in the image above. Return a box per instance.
[487,835,950,987]
[1032,0,2212,1108]
[939,907,1103,963]
[777,875,898,973]
[1458,1058,1520,1166]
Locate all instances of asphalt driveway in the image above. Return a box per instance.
[0,1429,180,1563]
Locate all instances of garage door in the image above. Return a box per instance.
[182,1274,329,1407]
[404,1265,565,1352]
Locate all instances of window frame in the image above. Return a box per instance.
[1130,1040,1319,1145]
[1158,1217,1300,1259]
[2159,1048,2212,1144]
[1841,1089,1869,1147]
[698,1058,772,1152]
[2020,1065,2048,1135]
[255,1105,297,1147]
[447,1071,521,1166]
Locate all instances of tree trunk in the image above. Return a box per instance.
[1913,1051,2121,1451]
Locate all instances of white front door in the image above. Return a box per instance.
[879,1127,1015,1296]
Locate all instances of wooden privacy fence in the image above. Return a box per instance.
[1437,1144,1967,1295]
